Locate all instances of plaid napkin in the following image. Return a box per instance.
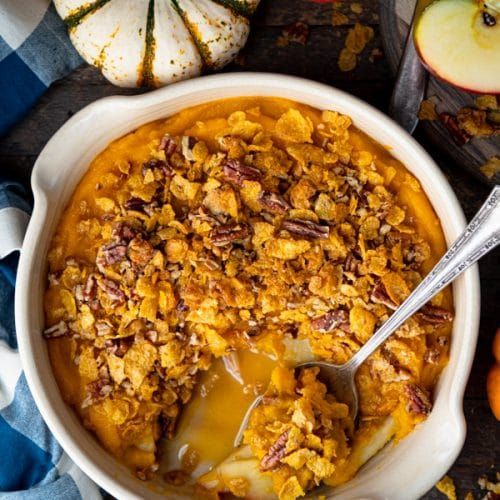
[0,3,102,496]
[0,180,101,499]
[0,0,81,136]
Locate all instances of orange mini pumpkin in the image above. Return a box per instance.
[487,328,500,421]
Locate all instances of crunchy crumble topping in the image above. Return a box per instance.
[43,100,453,498]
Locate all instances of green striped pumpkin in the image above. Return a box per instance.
[54,0,260,87]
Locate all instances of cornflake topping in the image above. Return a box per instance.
[43,104,453,497]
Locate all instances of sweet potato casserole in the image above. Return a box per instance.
[43,97,453,499]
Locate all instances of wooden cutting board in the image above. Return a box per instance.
[380,0,499,186]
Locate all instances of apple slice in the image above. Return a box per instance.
[414,0,500,94]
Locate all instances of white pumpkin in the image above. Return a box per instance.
[54,0,260,87]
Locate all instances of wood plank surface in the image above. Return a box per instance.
[0,1,497,498]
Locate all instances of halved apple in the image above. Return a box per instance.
[414,0,500,94]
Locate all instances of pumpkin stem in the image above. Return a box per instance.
[140,0,157,87]
[64,0,112,29]
[212,0,257,18]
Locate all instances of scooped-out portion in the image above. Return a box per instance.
[43,97,453,499]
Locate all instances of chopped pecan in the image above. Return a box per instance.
[210,223,251,247]
[82,378,113,408]
[83,274,97,300]
[311,310,350,333]
[142,158,173,179]
[112,222,138,242]
[124,197,147,212]
[74,284,84,303]
[424,348,440,364]
[278,21,309,46]
[223,159,262,186]
[181,136,196,162]
[43,320,69,339]
[102,242,128,265]
[404,383,432,415]
[97,278,126,304]
[95,321,113,336]
[281,219,329,240]
[82,274,100,310]
[260,430,290,472]
[259,191,290,214]
[370,281,397,310]
[105,338,131,357]
[344,253,360,273]
[128,237,154,266]
[159,134,177,157]
[439,112,471,145]
[417,304,453,324]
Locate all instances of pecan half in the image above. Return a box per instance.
[159,134,177,157]
[311,310,350,333]
[281,219,329,240]
[404,383,432,415]
[259,191,290,214]
[82,274,100,310]
[370,281,397,310]
[102,242,128,265]
[43,320,69,339]
[210,223,251,247]
[260,430,290,472]
[97,278,126,304]
[416,304,453,324]
[223,159,262,186]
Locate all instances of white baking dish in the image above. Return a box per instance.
[14,73,480,499]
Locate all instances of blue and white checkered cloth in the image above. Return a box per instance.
[0,1,102,497]
[0,180,102,498]
[0,180,102,499]
[0,0,82,136]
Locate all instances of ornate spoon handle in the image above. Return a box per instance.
[389,10,427,134]
[347,186,500,371]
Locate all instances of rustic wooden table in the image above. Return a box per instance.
[0,1,497,498]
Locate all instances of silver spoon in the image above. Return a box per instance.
[235,186,500,447]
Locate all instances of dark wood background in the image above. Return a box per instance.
[0,1,497,498]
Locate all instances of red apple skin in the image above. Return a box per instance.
[414,43,500,96]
